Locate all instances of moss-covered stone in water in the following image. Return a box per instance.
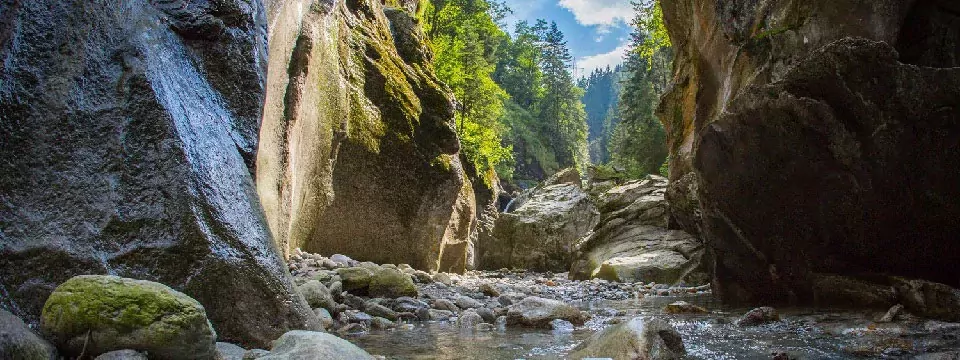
[40,275,216,360]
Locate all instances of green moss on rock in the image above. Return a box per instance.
[40,275,216,359]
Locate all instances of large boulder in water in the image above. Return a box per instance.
[40,276,216,359]
[257,0,475,273]
[659,0,960,305]
[571,176,706,285]
[570,317,686,360]
[258,331,374,360]
[479,182,599,272]
[0,0,318,347]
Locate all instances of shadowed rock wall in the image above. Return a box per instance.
[660,0,960,305]
[0,0,319,347]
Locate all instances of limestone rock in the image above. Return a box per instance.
[0,0,318,347]
[660,0,960,305]
[571,176,705,285]
[258,331,374,360]
[481,183,600,271]
[40,276,216,359]
[569,317,686,360]
[506,297,588,328]
[258,0,474,273]
[0,309,56,360]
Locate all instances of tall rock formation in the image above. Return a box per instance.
[257,0,476,272]
[0,0,318,347]
[660,0,960,305]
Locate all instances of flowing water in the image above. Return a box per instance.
[352,294,960,359]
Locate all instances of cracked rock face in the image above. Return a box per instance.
[0,0,318,347]
[660,0,960,305]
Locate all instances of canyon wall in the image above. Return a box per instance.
[0,0,319,347]
[257,0,476,272]
[660,0,960,305]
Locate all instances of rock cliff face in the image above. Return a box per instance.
[257,0,474,272]
[660,0,960,305]
[0,0,318,347]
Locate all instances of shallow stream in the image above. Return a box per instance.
[352,294,960,359]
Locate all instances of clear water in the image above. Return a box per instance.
[351,295,960,359]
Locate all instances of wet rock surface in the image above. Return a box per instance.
[0,309,57,360]
[0,0,318,348]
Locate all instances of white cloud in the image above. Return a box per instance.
[575,43,629,77]
[558,0,633,26]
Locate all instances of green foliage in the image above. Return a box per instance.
[659,156,670,177]
[605,0,672,178]
[423,0,513,185]
[581,66,623,163]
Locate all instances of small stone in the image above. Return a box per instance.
[497,295,513,306]
[457,310,485,330]
[737,307,780,327]
[433,299,460,312]
[298,280,337,311]
[480,283,501,297]
[262,331,373,359]
[434,273,453,285]
[664,301,708,314]
[337,323,369,336]
[428,309,454,321]
[506,296,589,328]
[330,254,354,265]
[365,302,399,321]
[476,308,497,324]
[455,295,483,309]
[371,317,395,330]
[878,304,905,323]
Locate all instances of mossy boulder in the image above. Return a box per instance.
[337,267,417,298]
[40,276,216,359]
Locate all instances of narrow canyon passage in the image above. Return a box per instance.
[1,0,959,359]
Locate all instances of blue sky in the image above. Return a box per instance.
[503,0,634,78]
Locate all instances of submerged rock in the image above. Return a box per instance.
[569,317,686,360]
[506,296,589,328]
[258,331,374,360]
[737,307,781,327]
[0,309,56,360]
[664,301,708,314]
[40,276,216,359]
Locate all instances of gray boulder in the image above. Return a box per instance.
[216,342,247,360]
[894,278,960,322]
[570,176,706,285]
[40,276,216,359]
[506,297,589,328]
[570,317,686,360]
[258,331,374,360]
[481,183,600,272]
[0,309,56,360]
